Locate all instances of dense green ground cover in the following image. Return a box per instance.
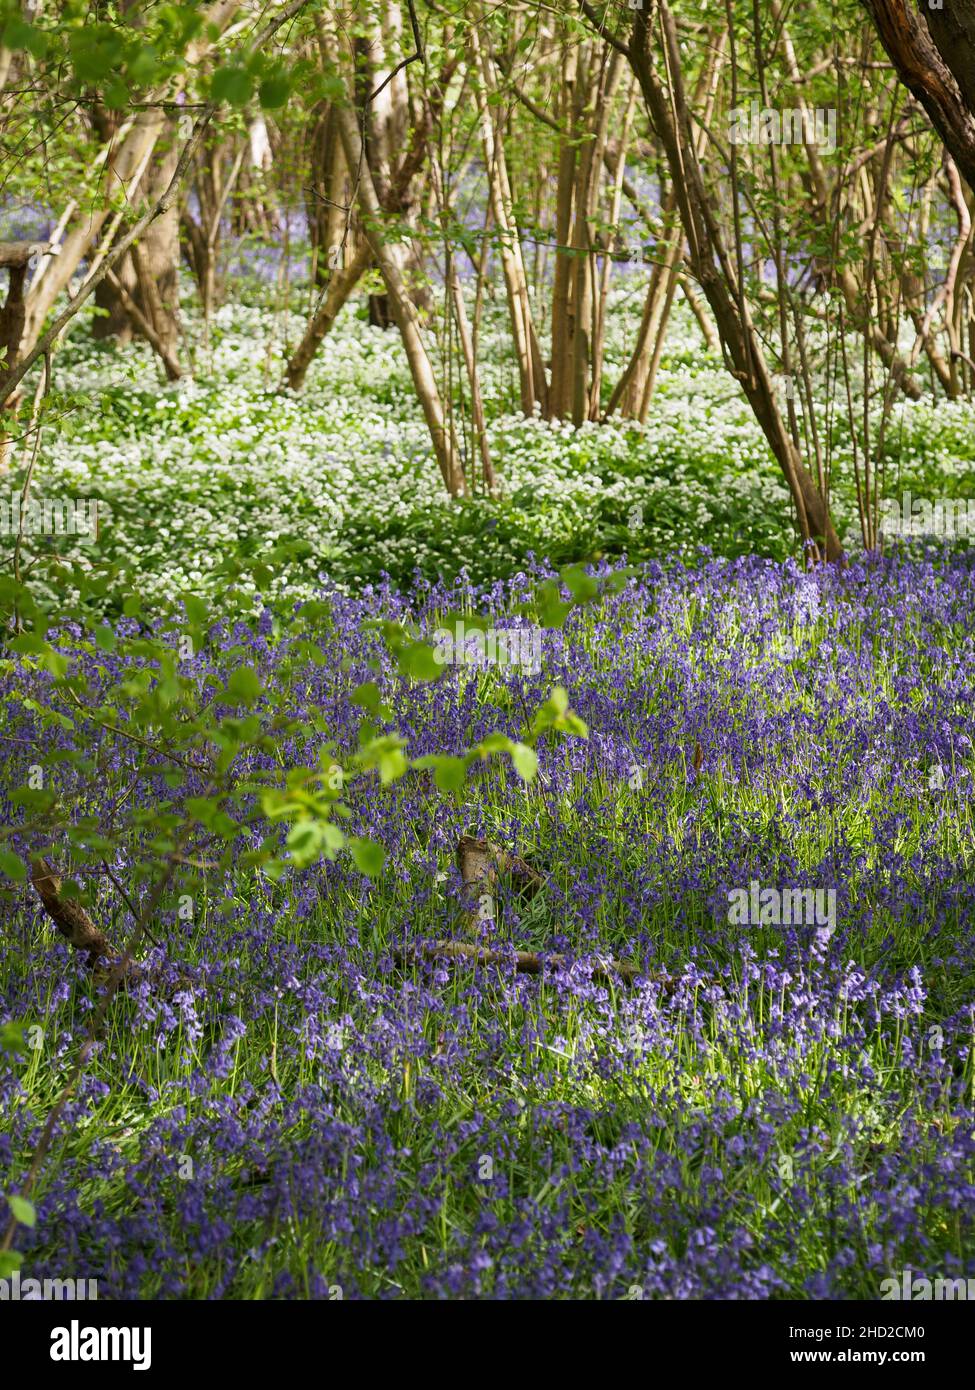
[7,269,975,608]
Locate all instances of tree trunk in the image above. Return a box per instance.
[469,22,547,417]
[625,4,843,562]
[285,243,372,391]
[861,0,975,191]
[333,102,464,497]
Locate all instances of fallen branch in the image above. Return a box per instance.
[3,836,192,1260]
[396,939,673,990]
[29,857,110,963]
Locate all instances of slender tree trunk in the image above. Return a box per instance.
[450,263,496,494]
[334,102,464,496]
[776,15,922,400]
[625,4,843,561]
[549,35,581,420]
[606,192,683,419]
[590,77,637,416]
[469,22,547,416]
[285,244,371,391]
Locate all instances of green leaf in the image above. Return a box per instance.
[286,820,323,867]
[24,25,48,59]
[0,850,26,881]
[351,681,382,713]
[0,1021,26,1054]
[478,733,514,755]
[560,564,599,604]
[8,1195,36,1228]
[549,685,569,715]
[42,648,69,679]
[535,580,572,629]
[397,641,443,682]
[0,1252,23,1277]
[226,666,262,704]
[10,632,50,657]
[349,837,385,876]
[433,756,466,793]
[320,823,346,856]
[259,75,291,109]
[378,748,407,784]
[212,66,253,107]
[3,19,45,57]
[127,43,162,86]
[103,79,130,110]
[510,743,538,781]
[559,712,589,738]
[318,73,345,102]
[183,594,209,627]
[69,27,124,83]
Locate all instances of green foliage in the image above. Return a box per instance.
[0,1020,27,1054]
[0,554,591,905]
[6,1195,36,1229]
